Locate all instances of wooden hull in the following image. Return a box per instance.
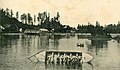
[36,50,93,63]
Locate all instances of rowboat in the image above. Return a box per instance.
[28,50,93,63]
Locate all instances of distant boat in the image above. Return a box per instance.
[77,43,84,47]
[28,50,93,63]
[24,28,49,35]
[24,29,40,35]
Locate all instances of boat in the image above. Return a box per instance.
[28,50,93,63]
[24,29,40,35]
[24,28,49,35]
[77,43,84,47]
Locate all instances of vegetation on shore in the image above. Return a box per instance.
[0,8,120,35]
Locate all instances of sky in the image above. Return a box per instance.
[1,0,120,27]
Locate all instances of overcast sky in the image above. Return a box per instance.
[1,0,120,27]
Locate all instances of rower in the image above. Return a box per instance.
[68,54,72,65]
[64,54,69,65]
[51,52,54,64]
[60,55,64,64]
[56,54,60,64]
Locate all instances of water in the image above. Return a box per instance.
[0,33,120,70]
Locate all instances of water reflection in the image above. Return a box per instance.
[45,62,82,70]
[0,34,71,53]
[0,34,120,70]
[0,35,19,48]
[88,37,109,55]
[91,40,108,48]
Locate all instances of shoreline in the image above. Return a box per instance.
[0,32,91,35]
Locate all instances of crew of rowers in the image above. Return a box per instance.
[46,52,82,65]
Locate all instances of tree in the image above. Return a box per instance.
[6,8,9,16]
[27,13,32,25]
[10,9,13,18]
[34,15,36,23]
[16,11,19,20]
[37,12,42,25]
[56,12,60,21]
[31,18,33,25]
[77,24,81,30]
[27,13,31,24]
[21,14,24,23]
[21,13,27,24]
[24,15,27,24]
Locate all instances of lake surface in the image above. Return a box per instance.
[0,33,120,70]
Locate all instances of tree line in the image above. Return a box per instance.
[1,8,120,33]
